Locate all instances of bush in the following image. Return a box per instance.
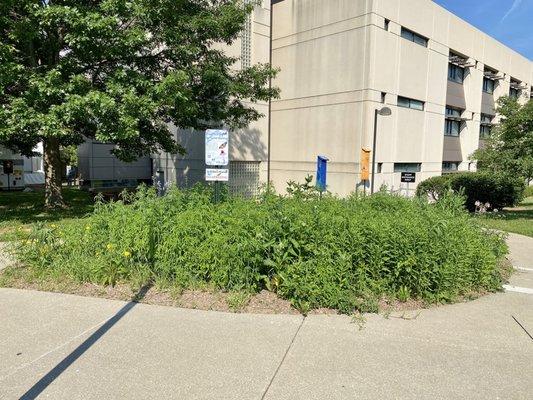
[17,186,508,314]
[417,172,525,212]
[524,185,533,198]
[415,175,453,201]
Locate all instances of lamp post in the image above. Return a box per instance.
[370,107,392,194]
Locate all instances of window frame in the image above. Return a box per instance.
[483,77,495,94]
[397,96,425,111]
[448,63,465,84]
[479,114,494,139]
[393,163,422,173]
[442,162,460,172]
[400,27,428,47]
[444,106,463,137]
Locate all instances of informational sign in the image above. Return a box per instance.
[401,172,416,183]
[205,168,229,182]
[205,129,229,166]
[316,155,329,192]
[360,148,371,181]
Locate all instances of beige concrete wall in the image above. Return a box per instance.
[271,0,374,196]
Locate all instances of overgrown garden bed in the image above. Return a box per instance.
[10,186,510,314]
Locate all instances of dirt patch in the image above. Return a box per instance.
[244,290,298,315]
[0,259,512,316]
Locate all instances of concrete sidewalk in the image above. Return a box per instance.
[0,233,532,399]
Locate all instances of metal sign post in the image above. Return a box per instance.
[205,130,229,203]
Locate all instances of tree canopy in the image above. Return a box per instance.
[0,0,278,206]
[472,97,533,183]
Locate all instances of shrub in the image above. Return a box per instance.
[524,185,533,198]
[415,175,453,201]
[16,186,508,314]
[417,172,525,212]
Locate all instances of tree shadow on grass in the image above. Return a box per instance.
[0,188,95,225]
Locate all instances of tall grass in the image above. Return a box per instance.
[17,186,508,313]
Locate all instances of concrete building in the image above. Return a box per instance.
[269,0,533,195]
[86,0,533,196]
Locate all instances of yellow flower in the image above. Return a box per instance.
[106,243,114,250]
[85,225,91,231]
[25,239,32,245]
[51,224,57,228]
[123,251,131,258]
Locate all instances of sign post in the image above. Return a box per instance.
[400,172,416,197]
[205,129,229,203]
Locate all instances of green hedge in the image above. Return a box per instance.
[17,186,508,313]
[416,172,525,212]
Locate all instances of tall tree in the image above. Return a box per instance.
[472,97,533,183]
[0,0,277,207]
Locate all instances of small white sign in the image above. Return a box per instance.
[205,168,229,182]
[205,129,229,166]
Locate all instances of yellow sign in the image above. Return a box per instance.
[360,148,371,181]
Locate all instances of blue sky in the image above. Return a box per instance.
[434,0,533,60]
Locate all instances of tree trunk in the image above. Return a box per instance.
[43,137,65,208]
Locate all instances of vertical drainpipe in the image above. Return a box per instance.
[267,0,274,187]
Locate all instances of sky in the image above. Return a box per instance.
[434,0,533,60]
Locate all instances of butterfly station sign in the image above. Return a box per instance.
[205,129,229,202]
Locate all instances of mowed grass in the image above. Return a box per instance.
[0,188,94,241]
[478,197,533,238]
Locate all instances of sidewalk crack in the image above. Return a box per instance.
[512,315,533,342]
[260,316,306,400]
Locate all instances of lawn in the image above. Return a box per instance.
[478,197,533,238]
[0,188,94,241]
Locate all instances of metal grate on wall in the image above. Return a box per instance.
[229,161,261,197]
[241,0,253,69]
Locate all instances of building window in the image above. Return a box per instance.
[394,163,421,173]
[384,19,390,31]
[377,163,383,173]
[448,64,464,84]
[381,92,386,104]
[509,87,520,99]
[397,96,424,111]
[442,162,460,173]
[444,107,462,137]
[479,114,493,139]
[400,27,428,47]
[483,78,495,94]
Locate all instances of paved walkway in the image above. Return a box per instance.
[0,234,532,399]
